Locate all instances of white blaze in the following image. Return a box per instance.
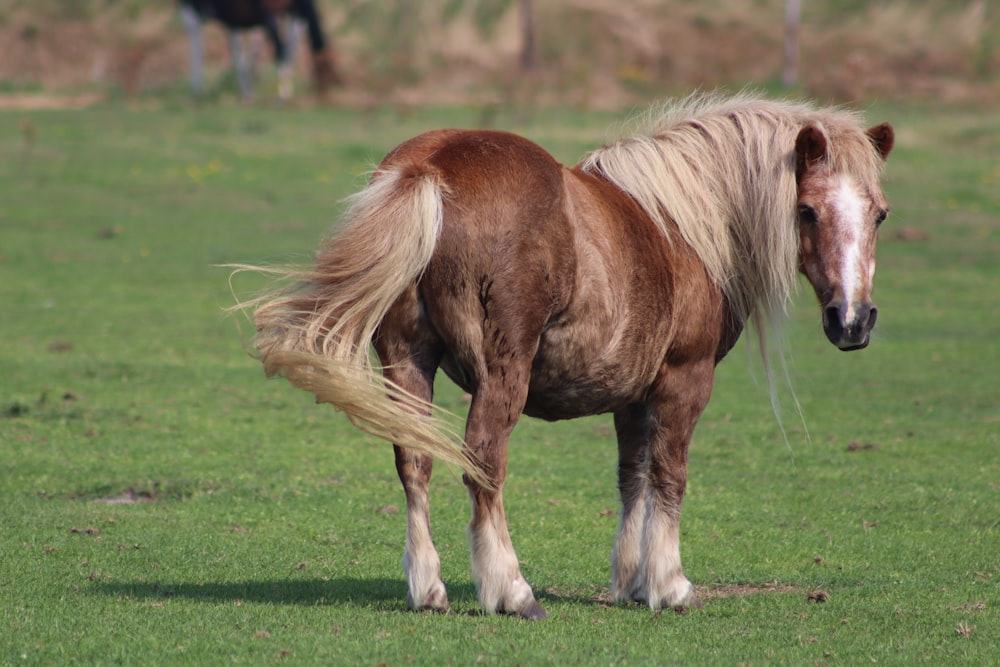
[831,176,866,321]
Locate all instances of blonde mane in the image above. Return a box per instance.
[581,91,886,336]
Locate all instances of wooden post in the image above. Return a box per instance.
[520,0,537,71]
[783,0,800,87]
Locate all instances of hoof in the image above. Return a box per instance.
[407,587,449,613]
[645,575,699,611]
[514,600,548,620]
[675,584,703,610]
[414,604,450,614]
[671,594,703,614]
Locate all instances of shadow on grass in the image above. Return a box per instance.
[92,578,479,609]
[91,578,790,616]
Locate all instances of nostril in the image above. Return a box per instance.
[868,305,878,329]
[824,305,843,329]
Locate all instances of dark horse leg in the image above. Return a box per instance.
[611,360,714,609]
[292,0,341,91]
[179,2,205,96]
[375,294,449,612]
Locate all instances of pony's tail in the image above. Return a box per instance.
[231,168,488,486]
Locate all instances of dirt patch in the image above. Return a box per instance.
[92,489,154,505]
[846,440,879,452]
[697,581,802,601]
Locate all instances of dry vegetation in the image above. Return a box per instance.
[0,0,996,107]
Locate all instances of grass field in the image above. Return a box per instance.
[1,99,998,665]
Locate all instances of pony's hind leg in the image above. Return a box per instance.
[464,363,546,620]
[376,306,449,612]
[393,445,448,612]
[423,247,552,618]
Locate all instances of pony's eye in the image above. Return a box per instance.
[799,204,818,225]
[875,209,888,226]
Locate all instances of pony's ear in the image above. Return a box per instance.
[866,123,894,161]
[795,124,828,182]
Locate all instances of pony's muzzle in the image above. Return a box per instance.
[823,301,877,351]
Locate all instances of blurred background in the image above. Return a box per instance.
[1,6,997,662]
[0,0,996,110]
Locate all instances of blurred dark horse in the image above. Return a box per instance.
[179,0,340,100]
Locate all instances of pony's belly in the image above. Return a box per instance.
[522,384,630,421]
[522,366,644,421]
[522,327,663,420]
[439,351,638,420]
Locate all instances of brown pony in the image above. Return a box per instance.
[238,93,894,619]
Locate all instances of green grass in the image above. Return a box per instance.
[1,100,997,665]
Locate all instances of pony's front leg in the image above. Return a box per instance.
[394,446,448,612]
[610,404,650,602]
[464,373,546,620]
[619,361,715,610]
